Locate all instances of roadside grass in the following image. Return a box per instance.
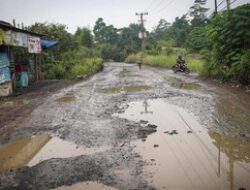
[45,58,103,80]
[68,58,103,79]
[125,53,205,74]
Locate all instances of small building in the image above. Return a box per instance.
[0,20,43,96]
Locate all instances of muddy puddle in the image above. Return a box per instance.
[53,181,119,190]
[116,99,250,190]
[55,95,76,104]
[169,77,201,90]
[0,99,30,108]
[119,68,139,77]
[98,85,152,94]
[0,135,108,172]
[216,94,250,134]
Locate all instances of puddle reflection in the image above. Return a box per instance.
[141,99,153,115]
[98,85,152,94]
[0,136,108,172]
[52,181,119,190]
[117,99,250,190]
[55,95,76,104]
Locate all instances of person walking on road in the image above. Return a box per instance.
[138,55,143,69]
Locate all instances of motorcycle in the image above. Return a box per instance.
[172,62,190,74]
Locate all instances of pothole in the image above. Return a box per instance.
[53,181,119,190]
[0,99,30,108]
[0,135,108,172]
[115,98,250,190]
[98,85,152,94]
[119,68,139,77]
[55,95,76,104]
[169,77,201,90]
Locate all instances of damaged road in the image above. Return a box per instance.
[0,63,250,190]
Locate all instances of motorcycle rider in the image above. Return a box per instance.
[176,55,186,71]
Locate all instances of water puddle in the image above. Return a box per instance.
[169,77,201,90]
[119,68,139,77]
[52,181,119,190]
[55,95,76,104]
[0,99,30,108]
[98,85,152,94]
[0,135,108,172]
[116,99,250,190]
[0,135,50,172]
[216,95,250,134]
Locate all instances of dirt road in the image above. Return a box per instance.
[0,63,250,190]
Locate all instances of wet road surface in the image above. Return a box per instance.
[0,63,250,190]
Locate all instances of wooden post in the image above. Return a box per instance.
[215,0,218,14]
[34,54,38,82]
[226,0,230,10]
[39,54,42,80]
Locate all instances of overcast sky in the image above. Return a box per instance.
[0,0,249,33]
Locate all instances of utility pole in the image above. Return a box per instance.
[214,0,218,14]
[135,12,148,51]
[226,0,230,10]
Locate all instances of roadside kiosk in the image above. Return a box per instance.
[0,21,42,96]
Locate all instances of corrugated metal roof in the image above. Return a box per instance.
[0,20,42,36]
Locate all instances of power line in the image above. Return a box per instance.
[207,9,215,17]
[180,0,195,16]
[152,0,175,15]
[144,0,159,11]
[148,0,166,12]
[217,0,225,8]
[230,0,239,6]
[218,0,239,11]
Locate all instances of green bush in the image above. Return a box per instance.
[187,58,205,73]
[144,54,176,68]
[67,58,103,79]
[53,63,66,79]
[205,4,250,84]
[125,54,137,63]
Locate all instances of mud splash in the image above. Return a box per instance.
[53,181,119,190]
[0,135,108,171]
[55,95,76,104]
[116,99,250,190]
[99,85,152,94]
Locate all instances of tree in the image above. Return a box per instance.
[74,27,93,48]
[189,0,209,27]
[185,26,209,52]
[117,24,142,55]
[171,16,190,46]
[93,18,118,44]
[28,23,74,52]
[93,18,106,43]
[152,19,170,41]
[206,4,250,83]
